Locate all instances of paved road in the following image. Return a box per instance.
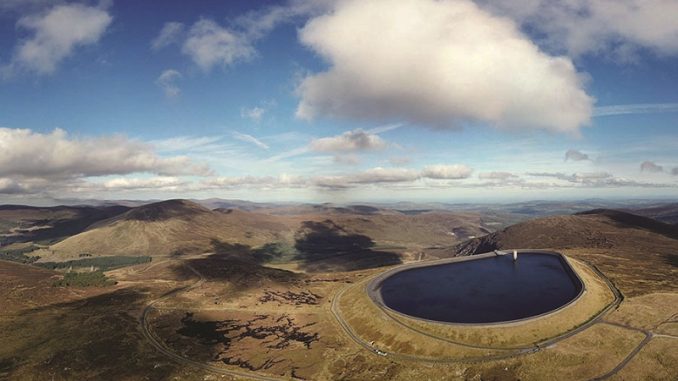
[139,259,285,381]
[590,314,678,380]
[329,258,624,364]
[328,255,678,381]
[139,254,673,380]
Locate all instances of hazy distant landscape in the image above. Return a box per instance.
[1,198,677,380]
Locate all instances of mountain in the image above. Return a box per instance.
[628,203,678,225]
[455,209,678,296]
[456,209,678,255]
[0,204,130,245]
[36,200,290,261]
[24,199,492,266]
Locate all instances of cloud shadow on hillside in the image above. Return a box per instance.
[0,287,188,380]
[292,220,402,272]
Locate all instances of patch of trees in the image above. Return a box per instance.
[52,270,115,287]
[0,245,40,263]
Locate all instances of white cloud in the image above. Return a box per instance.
[182,19,255,71]
[0,127,212,179]
[295,0,592,134]
[529,172,612,183]
[673,168,678,176]
[234,0,331,40]
[479,0,678,57]
[151,21,185,50]
[594,103,678,117]
[478,172,517,180]
[6,3,112,75]
[203,174,306,189]
[156,69,182,98]
[421,164,473,180]
[241,106,266,122]
[315,164,472,190]
[352,167,421,184]
[640,161,664,173]
[309,129,386,152]
[101,176,188,191]
[150,1,327,72]
[565,149,590,161]
[232,131,269,150]
[522,171,669,188]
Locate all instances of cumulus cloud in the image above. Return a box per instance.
[479,0,678,57]
[565,149,590,161]
[156,69,182,98]
[151,21,185,50]
[181,19,255,71]
[673,168,678,176]
[529,172,612,183]
[309,129,386,153]
[5,3,112,75]
[352,167,421,184]
[295,0,592,134]
[478,172,517,180]
[0,128,211,179]
[315,164,473,190]
[640,161,664,173]
[0,178,30,194]
[421,165,473,180]
[523,171,669,188]
[241,106,265,122]
[150,1,328,71]
[100,177,188,191]
[232,131,269,150]
[203,174,306,189]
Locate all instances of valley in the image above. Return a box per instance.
[0,199,677,380]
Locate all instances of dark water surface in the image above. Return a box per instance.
[379,253,582,323]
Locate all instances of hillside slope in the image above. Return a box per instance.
[32,200,489,266]
[629,203,678,225]
[456,209,678,296]
[38,200,290,260]
[0,205,129,245]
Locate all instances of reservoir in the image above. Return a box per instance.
[375,252,583,324]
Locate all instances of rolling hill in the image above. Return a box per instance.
[0,204,129,245]
[36,200,290,261]
[27,199,491,265]
[629,203,678,225]
[456,209,678,296]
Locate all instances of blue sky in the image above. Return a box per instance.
[0,0,677,204]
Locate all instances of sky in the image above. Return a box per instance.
[1,0,677,204]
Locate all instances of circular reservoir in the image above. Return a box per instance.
[373,251,583,324]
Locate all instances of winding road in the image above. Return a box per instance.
[138,254,675,381]
[139,259,285,381]
[328,257,676,380]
